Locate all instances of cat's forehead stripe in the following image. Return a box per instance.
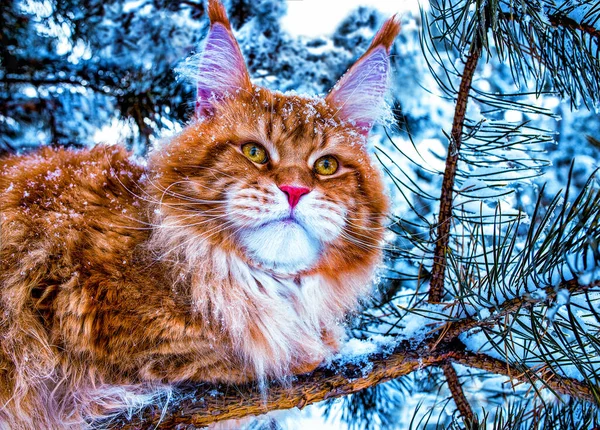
[253,92,341,147]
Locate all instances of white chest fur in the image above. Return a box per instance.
[149,218,362,380]
[191,248,341,379]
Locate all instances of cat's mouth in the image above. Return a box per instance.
[255,213,304,229]
[237,215,321,274]
[279,215,299,225]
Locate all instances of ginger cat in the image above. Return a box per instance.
[0,0,399,427]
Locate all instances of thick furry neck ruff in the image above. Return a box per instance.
[148,208,371,381]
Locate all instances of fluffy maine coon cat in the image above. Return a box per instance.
[0,0,399,427]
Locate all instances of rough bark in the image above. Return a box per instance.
[109,341,594,429]
[443,362,478,428]
[109,346,462,429]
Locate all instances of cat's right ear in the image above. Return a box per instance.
[195,0,252,118]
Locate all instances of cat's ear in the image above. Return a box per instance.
[326,16,400,135]
[195,0,252,118]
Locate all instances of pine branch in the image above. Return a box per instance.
[442,362,478,428]
[494,2,600,107]
[429,35,483,303]
[437,279,600,343]
[108,346,593,429]
[548,13,600,39]
[499,11,600,41]
[450,351,596,402]
[109,347,463,429]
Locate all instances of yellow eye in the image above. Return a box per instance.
[314,155,339,176]
[241,142,269,164]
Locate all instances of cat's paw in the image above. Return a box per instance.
[322,329,342,353]
[321,324,346,354]
[290,358,323,375]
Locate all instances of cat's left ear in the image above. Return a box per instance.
[326,16,400,135]
[195,0,252,118]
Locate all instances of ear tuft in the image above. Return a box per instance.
[192,0,251,118]
[366,14,401,54]
[207,0,232,30]
[326,16,401,135]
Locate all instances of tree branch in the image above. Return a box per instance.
[499,11,600,40]
[108,346,462,429]
[442,362,478,428]
[429,36,483,303]
[548,13,600,39]
[450,351,596,403]
[436,279,600,343]
[108,316,597,428]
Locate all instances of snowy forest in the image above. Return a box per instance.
[2,0,600,428]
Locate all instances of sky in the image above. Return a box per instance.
[280,0,423,37]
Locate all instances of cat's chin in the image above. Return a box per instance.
[238,220,321,274]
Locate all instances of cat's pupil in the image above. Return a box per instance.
[250,146,259,156]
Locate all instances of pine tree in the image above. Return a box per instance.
[323,0,600,427]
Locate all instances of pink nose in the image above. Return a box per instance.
[279,185,310,208]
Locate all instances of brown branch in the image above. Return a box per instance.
[437,279,600,343]
[429,36,483,303]
[442,362,478,428]
[450,351,596,403]
[500,11,600,40]
[110,346,463,429]
[548,13,600,39]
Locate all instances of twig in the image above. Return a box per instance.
[436,279,600,342]
[499,11,600,40]
[442,362,478,428]
[450,350,596,402]
[547,14,600,40]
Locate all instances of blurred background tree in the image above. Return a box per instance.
[3,0,600,429]
[0,0,381,154]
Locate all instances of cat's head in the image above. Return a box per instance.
[150,0,399,278]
